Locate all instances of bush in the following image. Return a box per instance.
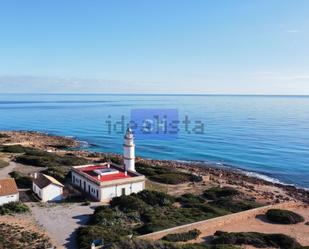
[266,209,305,224]
[9,171,32,188]
[137,190,174,206]
[203,187,239,200]
[15,152,89,168]
[211,199,260,213]
[77,225,121,249]
[0,202,30,215]
[1,145,27,153]
[162,229,201,242]
[136,162,200,185]
[110,195,148,213]
[211,231,301,249]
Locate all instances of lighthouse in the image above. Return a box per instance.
[123,128,135,172]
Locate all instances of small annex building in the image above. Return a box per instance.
[32,173,64,202]
[0,178,19,205]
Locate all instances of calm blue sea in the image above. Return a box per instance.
[0,94,308,188]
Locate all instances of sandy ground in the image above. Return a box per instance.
[29,202,100,249]
[0,213,55,246]
[192,205,309,247]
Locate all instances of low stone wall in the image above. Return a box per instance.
[138,201,298,241]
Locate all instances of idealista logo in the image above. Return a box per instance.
[106,109,205,140]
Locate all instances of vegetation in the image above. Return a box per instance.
[266,209,305,224]
[162,229,201,242]
[0,222,52,249]
[110,239,240,249]
[0,133,9,138]
[77,189,261,249]
[0,145,34,154]
[9,171,32,188]
[0,159,9,168]
[211,231,303,249]
[203,187,239,200]
[12,147,89,181]
[0,202,30,215]
[136,161,202,185]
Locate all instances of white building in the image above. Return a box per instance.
[71,128,145,202]
[0,178,19,206]
[32,173,64,202]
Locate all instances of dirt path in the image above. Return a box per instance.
[0,160,18,178]
[29,202,100,249]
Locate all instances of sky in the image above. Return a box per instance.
[0,0,308,94]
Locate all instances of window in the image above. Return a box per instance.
[96,190,98,198]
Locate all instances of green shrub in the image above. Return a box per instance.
[211,199,260,213]
[203,187,239,200]
[9,171,32,188]
[162,229,201,242]
[1,145,27,153]
[137,190,174,206]
[136,162,201,185]
[211,231,301,249]
[77,225,121,249]
[0,202,30,215]
[266,209,305,224]
[110,195,148,213]
[15,152,89,168]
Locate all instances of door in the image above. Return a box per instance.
[121,188,126,196]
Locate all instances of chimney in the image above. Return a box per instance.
[33,172,38,179]
[125,171,127,176]
[107,163,110,168]
[98,175,101,180]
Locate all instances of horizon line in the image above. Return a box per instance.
[0,93,309,97]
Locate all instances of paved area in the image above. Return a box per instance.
[29,202,100,249]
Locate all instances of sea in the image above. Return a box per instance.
[0,94,308,188]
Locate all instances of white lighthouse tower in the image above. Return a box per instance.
[123,128,135,172]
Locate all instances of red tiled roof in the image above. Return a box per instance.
[0,178,18,196]
[77,165,131,182]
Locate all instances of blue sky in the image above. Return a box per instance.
[0,0,308,94]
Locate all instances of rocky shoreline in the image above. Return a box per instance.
[1,130,308,204]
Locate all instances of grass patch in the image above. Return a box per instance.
[0,202,30,215]
[162,229,201,242]
[266,209,305,224]
[136,161,202,185]
[211,231,302,249]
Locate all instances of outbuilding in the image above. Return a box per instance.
[32,173,64,202]
[0,178,19,205]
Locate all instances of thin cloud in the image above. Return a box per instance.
[285,29,301,33]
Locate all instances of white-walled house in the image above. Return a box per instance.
[0,178,19,206]
[32,173,64,202]
[71,128,145,202]
[72,163,145,202]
